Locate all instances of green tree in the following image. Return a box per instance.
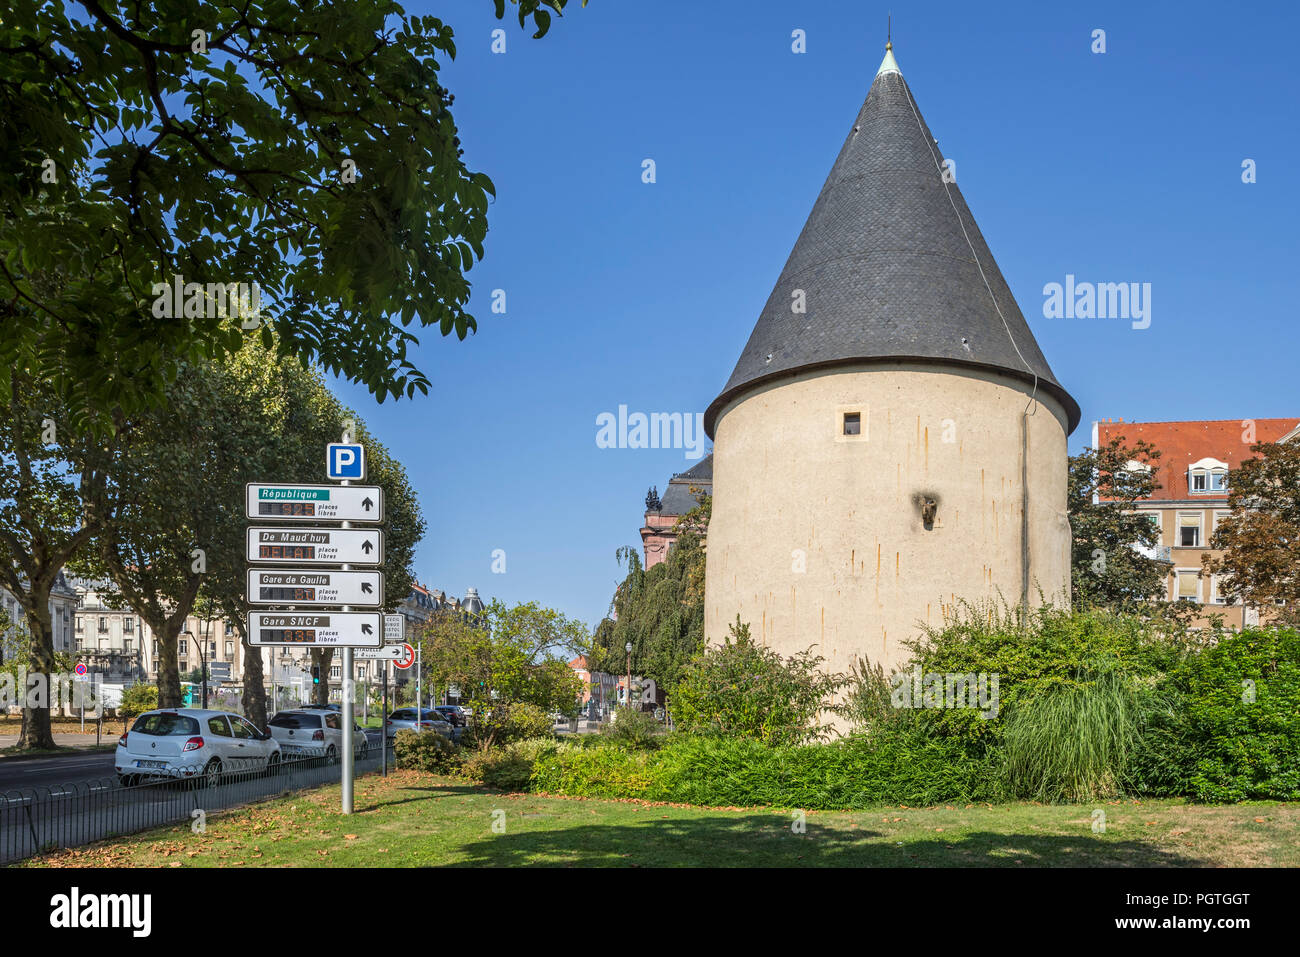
[0,373,128,749]
[1204,439,1300,627]
[1068,438,1169,612]
[1,0,585,433]
[672,617,846,747]
[591,495,710,700]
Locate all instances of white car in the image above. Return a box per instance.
[116,709,282,786]
[269,709,369,762]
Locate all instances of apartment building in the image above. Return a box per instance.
[1093,417,1299,628]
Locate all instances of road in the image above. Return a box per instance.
[0,729,382,792]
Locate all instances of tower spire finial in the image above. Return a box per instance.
[886,13,892,51]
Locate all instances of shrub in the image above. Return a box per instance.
[462,737,560,791]
[394,729,461,774]
[672,617,845,746]
[600,707,662,749]
[119,683,159,720]
[461,701,554,750]
[1170,628,1300,801]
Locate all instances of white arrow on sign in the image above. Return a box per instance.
[247,612,383,647]
[246,569,384,607]
[246,484,384,522]
[246,527,384,565]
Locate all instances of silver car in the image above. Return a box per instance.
[385,707,457,744]
[269,709,369,762]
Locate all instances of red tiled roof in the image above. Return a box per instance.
[1095,418,1297,501]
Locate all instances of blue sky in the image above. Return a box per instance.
[327,0,1300,631]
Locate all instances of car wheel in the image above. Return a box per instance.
[357,738,369,759]
[266,752,281,776]
[118,773,137,787]
[325,744,338,765]
[203,758,223,789]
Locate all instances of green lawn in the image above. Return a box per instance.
[23,771,1300,868]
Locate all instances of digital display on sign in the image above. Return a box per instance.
[259,502,317,517]
[258,545,317,560]
[262,628,317,643]
[258,587,317,602]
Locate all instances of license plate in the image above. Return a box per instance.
[136,760,167,769]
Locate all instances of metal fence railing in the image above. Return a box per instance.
[1,741,389,866]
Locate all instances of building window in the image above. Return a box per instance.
[1178,513,1202,548]
[98,616,108,633]
[1209,470,1228,492]
[225,640,234,657]
[225,621,234,636]
[178,639,188,655]
[75,617,83,633]
[1190,470,1207,492]
[1176,571,1201,602]
[124,617,134,633]
[843,412,861,436]
[330,665,341,679]
[179,660,187,671]
[124,639,133,652]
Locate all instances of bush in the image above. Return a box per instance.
[529,727,1002,808]
[672,617,845,746]
[1165,628,1300,801]
[461,701,554,750]
[462,737,560,791]
[394,729,461,774]
[600,707,662,750]
[119,683,159,720]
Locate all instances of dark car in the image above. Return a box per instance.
[297,703,342,712]
[432,705,465,727]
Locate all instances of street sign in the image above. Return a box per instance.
[327,443,366,480]
[383,614,404,643]
[246,569,384,607]
[392,642,416,670]
[245,484,384,522]
[246,527,384,565]
[247,611,383,647]
[355,643,412,663]
[209,662,232,681]
[74,662,87,676]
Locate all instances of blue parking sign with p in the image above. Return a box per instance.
[327,443,365,480]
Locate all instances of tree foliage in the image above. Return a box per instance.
[0,0,585,431]
[591,495,709,697]
[1068,437,1169,612]
[1205,440,1300,626]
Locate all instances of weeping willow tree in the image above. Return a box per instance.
[591,496,710,703]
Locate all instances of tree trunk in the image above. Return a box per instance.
[16,588,57,751]
[152,618,182,708]
[241,634,267,730]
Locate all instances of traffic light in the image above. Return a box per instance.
[311,666,320,686]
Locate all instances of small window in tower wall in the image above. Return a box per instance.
[843,412,861,436]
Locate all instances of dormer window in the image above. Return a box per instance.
[1188,458,1229,495]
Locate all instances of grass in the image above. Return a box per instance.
[20,771,1300,868]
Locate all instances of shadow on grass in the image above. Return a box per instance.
[444,815,1210,868]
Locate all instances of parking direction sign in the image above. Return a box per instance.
[327,443,366,480]
[246,484,383,523]
[247,612,383,647]
[246,527,384,565]
[246,569,384,607]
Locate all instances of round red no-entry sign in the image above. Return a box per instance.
[74,662,87,676]
[393,642,415,670]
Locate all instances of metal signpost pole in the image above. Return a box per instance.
[381,661,388,777]
[340,431,354,816]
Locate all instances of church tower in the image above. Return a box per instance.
[703,44,1080,678]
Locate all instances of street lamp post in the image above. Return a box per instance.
[624,642,632,714]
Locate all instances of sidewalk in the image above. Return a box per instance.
[0,733,115,754]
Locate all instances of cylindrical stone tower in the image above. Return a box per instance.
[703,44,1080,681]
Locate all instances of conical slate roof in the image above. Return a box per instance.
[705,45,1079,438]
